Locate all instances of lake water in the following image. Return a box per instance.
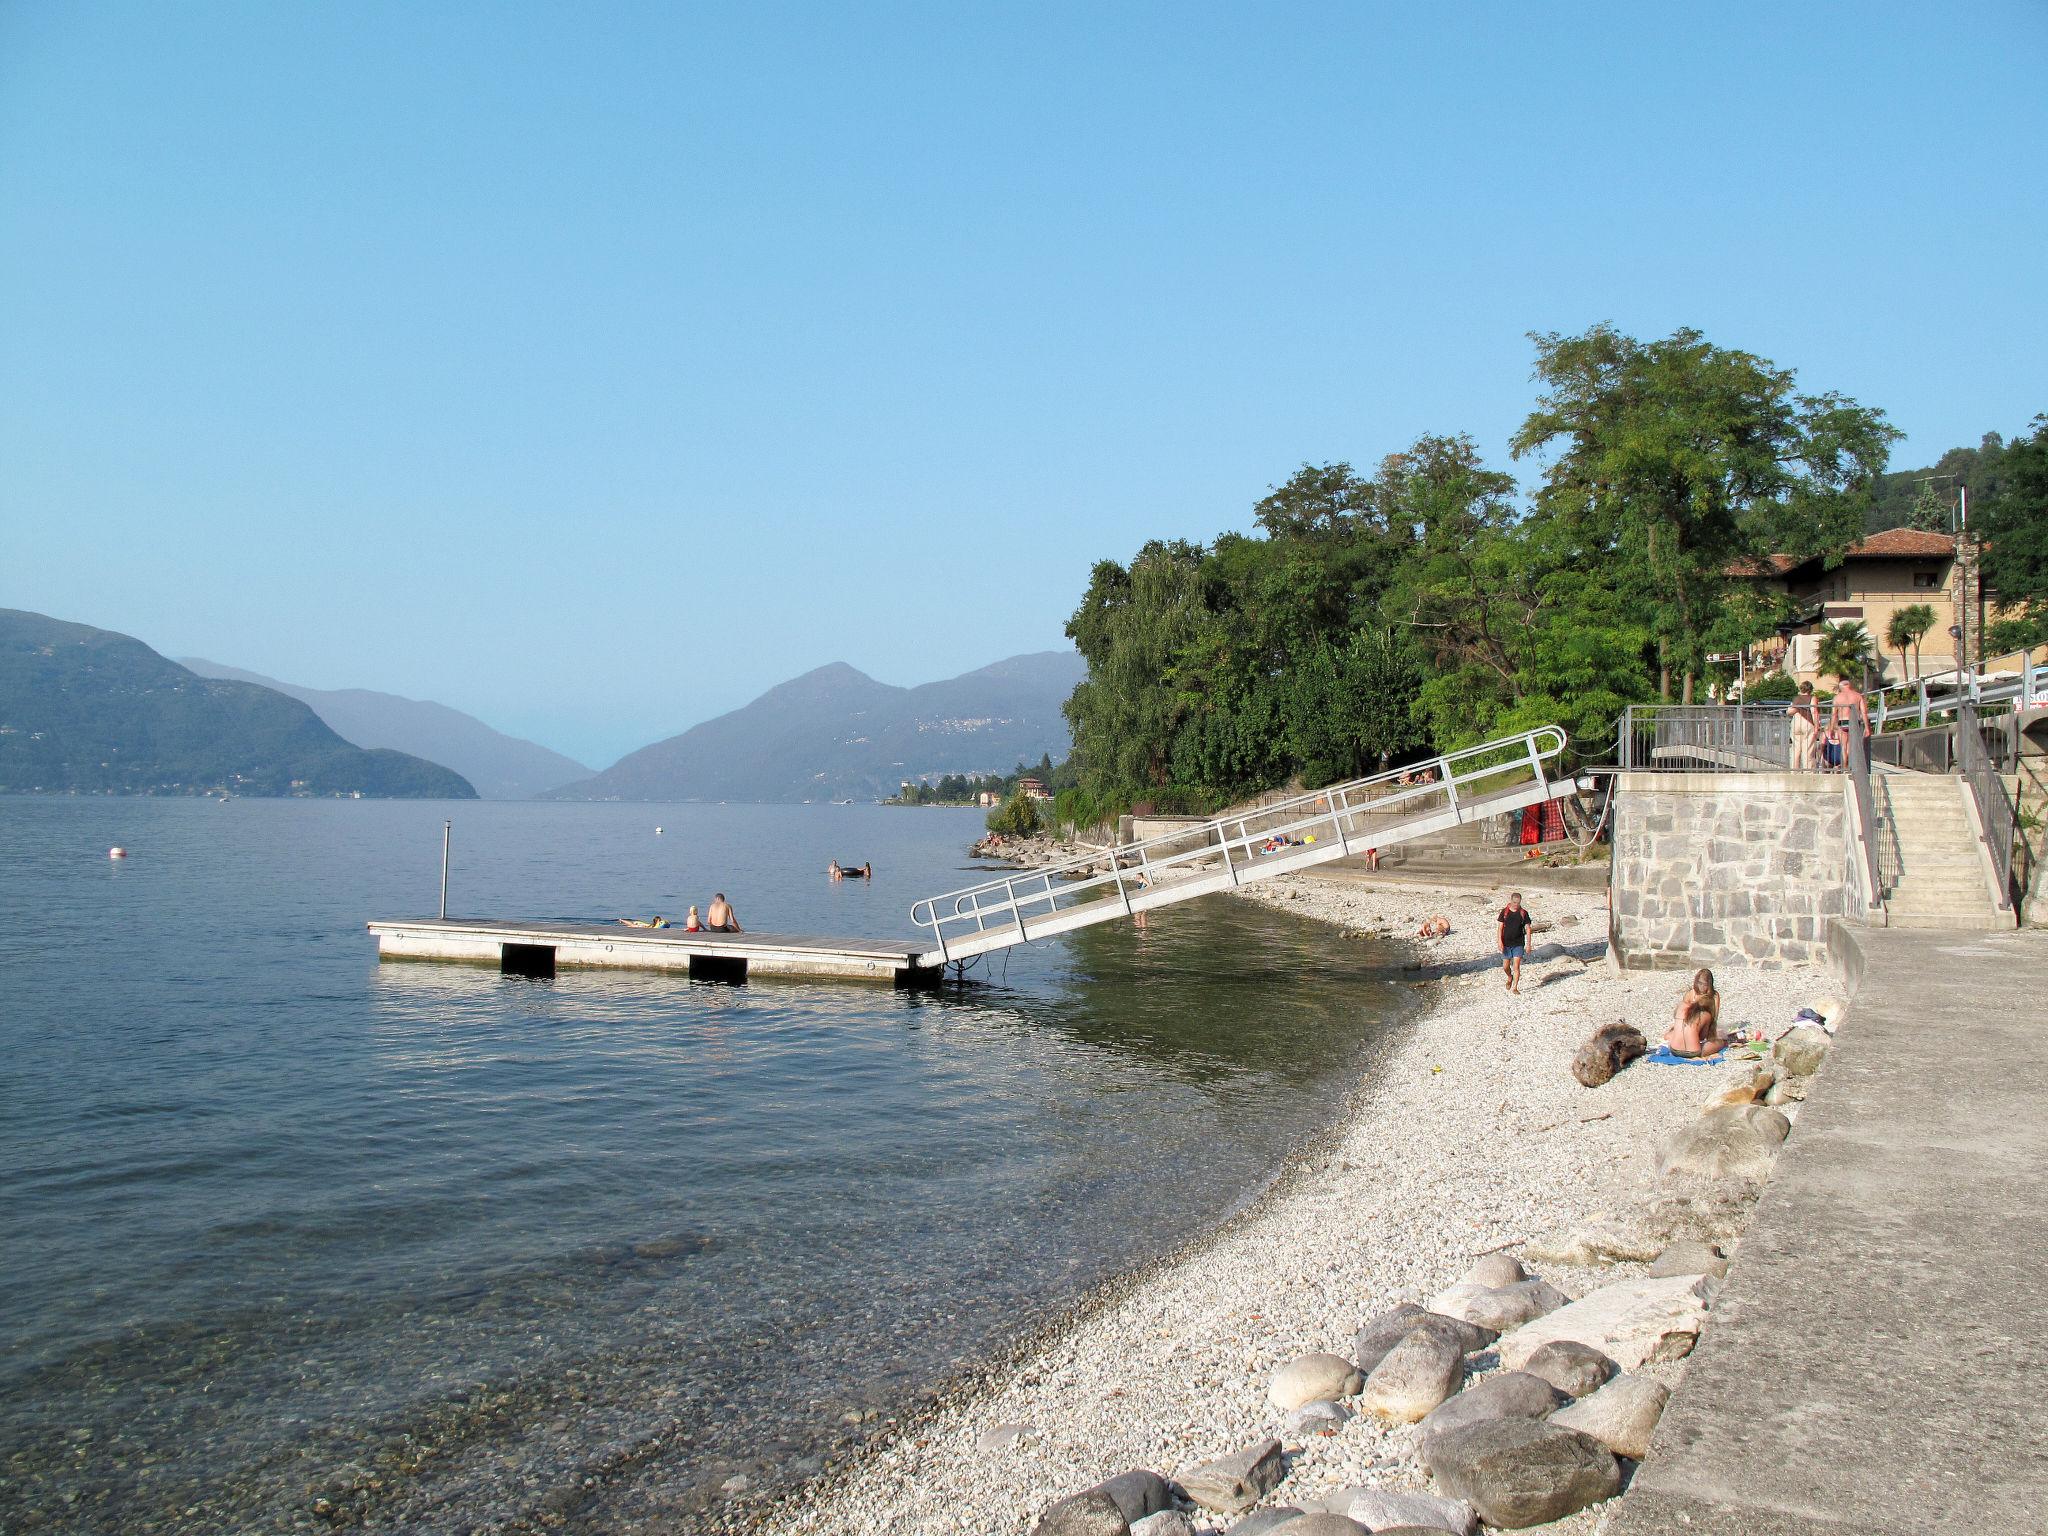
[0,799,1408,1534]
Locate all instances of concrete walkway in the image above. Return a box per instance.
[1607,922,2048,1534]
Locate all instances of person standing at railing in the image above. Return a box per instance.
[1831,674,1871,758]
[1789,682,1821,770]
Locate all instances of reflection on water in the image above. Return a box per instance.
[0,799,1405,1534]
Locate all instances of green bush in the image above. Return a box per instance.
[985,791,1040,838]
[1742,673,1800,701]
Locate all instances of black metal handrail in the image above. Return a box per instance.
[1956,702,2017,910]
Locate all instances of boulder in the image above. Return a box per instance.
[1774,1024,1832,1077]
[1224,1509,1302,1536]
[1646,1241,1727,1281]
[1548,1372,1670,1459]
[1130,1514,1198,1536]
[1707,1066,1774,1107]
[1429,1279,1570,1333]
[1033,1489,1131,1536]
[1182,1439,1286,1515]
[1359,1327,1466,1423]
[1525,1211,1661,1268]
[1655,1105,1786,1187]
[1764,1073,1809,1106]
[1415,1370,1563,1451]
[1284,1400,1352,1438]
[1571,1022,1647,1087]
[1496,1275,1710,1372]
[1461,1252,1526,1288]
[1268,1352,1365,1410]
[1269,1518,1368,1536]
[1095,1470,1175,1523]
[1422,1418,1622,1528]
[1343,1487,1479,1535]
[1519,1340,1616,1398]
[1354,1306,1493,1373]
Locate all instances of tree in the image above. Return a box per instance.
[1907,482,1951,533]
[1886,603,1936,682]
[1062,540,1211,796]
[1511,325,1898,702]
[1816,619,1875,687]
[985,791,1039,838]
[1980,415,2048,627]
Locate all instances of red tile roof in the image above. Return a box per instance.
[1731,528,1954,578]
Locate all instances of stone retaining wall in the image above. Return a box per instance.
[1611,772,1861,970]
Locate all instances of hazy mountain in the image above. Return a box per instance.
[0,609,476,798]
[182,658,589,800]
[545,650,1085,802]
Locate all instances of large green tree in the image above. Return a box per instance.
[1511,325,1898,702]
[1980,414,2048,624]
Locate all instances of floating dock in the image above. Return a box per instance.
[366,918,939,986]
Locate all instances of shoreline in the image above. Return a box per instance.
[756,868,1829,1535]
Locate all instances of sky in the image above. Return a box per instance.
[3,2,2043,766]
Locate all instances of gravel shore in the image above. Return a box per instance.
[759,871,1832,1536]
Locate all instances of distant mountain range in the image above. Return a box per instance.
[546,650,1085,802]
[0,609,476,798]
[181,658,590,800]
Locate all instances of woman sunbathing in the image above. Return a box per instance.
[1665,968,1733,1056]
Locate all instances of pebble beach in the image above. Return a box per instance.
[759,870,1833,1536]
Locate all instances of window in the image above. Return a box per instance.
[1913,570,1941,588]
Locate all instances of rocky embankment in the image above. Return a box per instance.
[761,873,1836,1536]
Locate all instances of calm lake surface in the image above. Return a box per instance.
[0,799,1408,1534]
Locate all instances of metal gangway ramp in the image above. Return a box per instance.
[910,726,1584,967]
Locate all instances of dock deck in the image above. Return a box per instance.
[367,917,938,985]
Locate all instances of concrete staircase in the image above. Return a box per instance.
[1875,771,2009,929]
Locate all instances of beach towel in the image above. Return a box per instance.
[1642,1044,1722,1066]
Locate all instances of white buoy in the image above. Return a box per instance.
[109,846,127,859]
[655,826,663,835]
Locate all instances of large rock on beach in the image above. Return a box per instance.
[1549,1372,1671,1459]
[1033,1489,1130,1536]
[1774,1024,1832,1077]
[1224,1508,1302,1535]
[1129,1513,1197,1536]
[1344,1487,1479,1535]
[1525,1211,1660,1269]
[1571,1022,1647,1087]
[1655,1105,1788,1187]
[1354,1306,1492,1373]
[1460,1253,1526,1288]
[1269,1517,1368,1536]
[1497,1275,1710,1372]
[1268,1352,1364,1410]
[1429,1278,1570,1333]
[1285,1400,1351,1438]
[1415,1370,1563,1451]
[1422,1418,1622,1528]
[1094,1469,1174,1523]
[1359,1327,1465,1423]
[1181,1438,1286,1515]
[1519,1340,1617,1398]
[1646,1241,1727,1280]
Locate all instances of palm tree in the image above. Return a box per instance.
[1816,619,1876,688]
[1885,610,1915,686]
[1896,603,1937,681]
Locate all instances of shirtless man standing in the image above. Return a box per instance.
[706,893,742,933]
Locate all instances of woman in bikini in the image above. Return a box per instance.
[1666,968,1732,1056]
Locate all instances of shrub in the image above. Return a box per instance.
[985,791,1040,838]
[1743,673,1800,701]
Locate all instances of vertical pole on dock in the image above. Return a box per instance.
[439,820,451,920]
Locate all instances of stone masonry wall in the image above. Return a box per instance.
[1611,772,1860,970]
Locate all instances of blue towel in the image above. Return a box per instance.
[1643,1044,1722,1066]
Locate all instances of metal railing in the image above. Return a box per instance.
[1618,703,1800,772]
[1955,702,2018,911]
[909,726,1569,960]
[1868,656,2048,731]
[1843,717,1883,910]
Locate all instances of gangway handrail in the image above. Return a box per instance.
[909,726,1569,960]
[1867,656,2046,731]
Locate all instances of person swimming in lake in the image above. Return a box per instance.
[1665,968,1732,1056]
[828,860,843,881]
[705,893,741,933]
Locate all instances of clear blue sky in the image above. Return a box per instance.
[4,2,2043,765]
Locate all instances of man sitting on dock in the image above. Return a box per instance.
[706,893,742,932]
